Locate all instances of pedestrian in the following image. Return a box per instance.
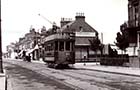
[25,55,28,62]
[22,51,26,61]
[28,54,31,62]
[83,55,86,66]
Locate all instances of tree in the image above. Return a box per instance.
[89,35,104,63]
[115,30,129,53]
[89,37,103,53]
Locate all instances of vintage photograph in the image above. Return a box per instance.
[1,0,140,90]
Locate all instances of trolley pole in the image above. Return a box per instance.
[0,0,3,73]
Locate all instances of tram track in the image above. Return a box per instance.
[62,68,140,89]
[42,67,119,89]
[42,67,140,90]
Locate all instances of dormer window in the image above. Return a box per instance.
[67,25,69,28]
[79,26,83,32]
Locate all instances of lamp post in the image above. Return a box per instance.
[0,0,3,73]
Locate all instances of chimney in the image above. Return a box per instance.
[75,12,85,21]
[60,18,72,27]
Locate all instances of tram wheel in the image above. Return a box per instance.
[47,63,55,68]
[55,64,69,69]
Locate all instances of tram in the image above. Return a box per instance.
[42,31,75,68]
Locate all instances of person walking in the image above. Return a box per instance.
[28,54,31,62]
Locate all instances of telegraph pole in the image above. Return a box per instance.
[0,0,4,73]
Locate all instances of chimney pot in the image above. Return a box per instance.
[75,12,85,21]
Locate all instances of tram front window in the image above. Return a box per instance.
[55,41,58,50]
[59,41,64,51]
[66,41,70,51]
[46,43,53,51]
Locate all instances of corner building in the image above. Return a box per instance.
[60,13,98,61]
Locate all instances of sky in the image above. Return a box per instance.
[1,0,128,52]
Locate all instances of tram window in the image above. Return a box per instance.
[50,43,53,51]
[55,41,58,50]
[47,43,53,51]
[59,41,64,51]
[66,41,70,51]
[44,44,47,51]
[45,47,47,51]
[72,42,74,51]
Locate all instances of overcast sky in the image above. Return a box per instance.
[2,0,128,52]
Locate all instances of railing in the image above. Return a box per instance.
[75,57,100,63]
[100,57,129,66]
[76,55,129,66]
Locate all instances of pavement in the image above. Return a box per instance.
[74,63,140,77]
[0,71,6,90]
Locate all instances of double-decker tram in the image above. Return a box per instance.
[42,31,75,68]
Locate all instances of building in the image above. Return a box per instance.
[120,0,140,67]
[6,44,13,58]
[6,42,17,58]
[120,0,140,56]
[60,13,98,61]
[15,28,41,60]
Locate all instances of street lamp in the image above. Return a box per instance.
[0,0,3,73]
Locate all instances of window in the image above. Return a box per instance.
[66,41,70,51]
[79,26,83,32]
[55,41,58,50]
[136,20,138,27]
[59,41,64,51]
[46,43,53,51]
[71,42,74,51]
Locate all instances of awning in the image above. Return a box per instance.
[75,37,92,46]
[34,45,39,49]
[26,49,34,54]
[26,45,39,54]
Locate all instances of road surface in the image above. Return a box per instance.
[3,59,140,90]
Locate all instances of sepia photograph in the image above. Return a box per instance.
[1,0,140,90]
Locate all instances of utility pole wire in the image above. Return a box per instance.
[38,14,54,25]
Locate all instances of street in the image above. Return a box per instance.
[4,60,75,90]
[3,59,140,90]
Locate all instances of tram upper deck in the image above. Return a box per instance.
[43,32,75,42]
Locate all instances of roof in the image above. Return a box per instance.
[61,20,98,33]
[61,21,75,32]
[60,17,98,46]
